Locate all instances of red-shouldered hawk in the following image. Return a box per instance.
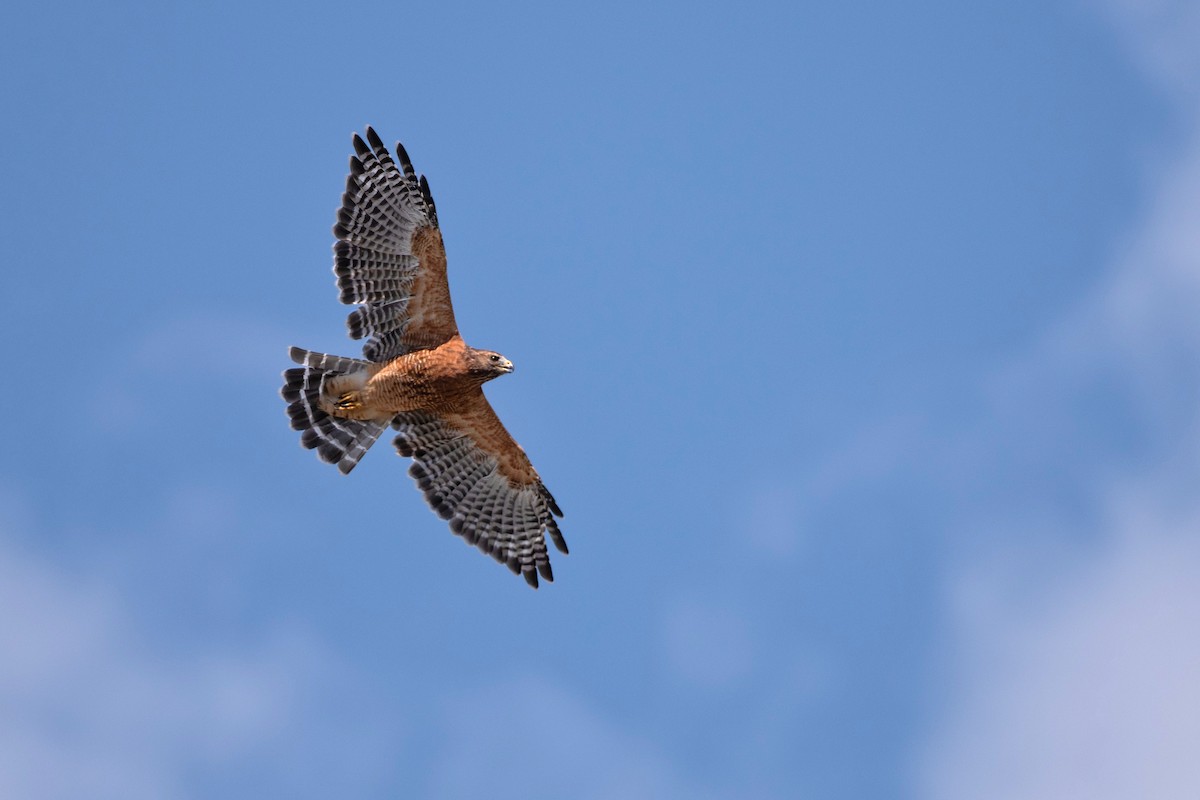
[281,128,565,588]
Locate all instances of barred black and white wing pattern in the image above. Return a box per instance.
[393,399,567,588]
[282,347,390,475]
[334,126,458,361]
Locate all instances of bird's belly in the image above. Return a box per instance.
[366,361,473,413]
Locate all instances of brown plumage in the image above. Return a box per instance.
[281,127,565,588]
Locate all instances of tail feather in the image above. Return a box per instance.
[289,346,371,373]
[281,347,389,474]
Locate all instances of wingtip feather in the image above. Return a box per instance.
[365,126,386,153]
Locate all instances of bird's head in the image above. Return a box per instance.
[468,348,514,381]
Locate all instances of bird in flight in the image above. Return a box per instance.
[281,127,565,588]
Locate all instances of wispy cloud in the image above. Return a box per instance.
[86,312,293,435]
[427,674,725,800]
[0,488,397,799]
[660,595,755,689]
[917,3,1200,797]
[919,474,1200,799]
[1099,0,1200,101]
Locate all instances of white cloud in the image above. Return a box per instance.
[917,3,1200,797]
[918,494,1200,800]
[0,489,394,800]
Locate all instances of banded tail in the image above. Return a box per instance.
[281,347,389,474]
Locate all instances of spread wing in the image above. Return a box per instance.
[333,127,458,361]
[392,391,566,588]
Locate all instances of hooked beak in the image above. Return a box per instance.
[501,358,515,373]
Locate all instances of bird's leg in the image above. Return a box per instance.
[320,372,372,418]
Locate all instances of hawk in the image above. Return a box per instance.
[281,127,566,588]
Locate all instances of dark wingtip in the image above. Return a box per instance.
[524,569,540,589]
[352,133,369,157]
[537,561,554,583]
[288,346,309,365]
[395,141,414,170]
[419,174,438,222]
[546,519,568,555]
[365,126,386,153]
[542,486,563,517]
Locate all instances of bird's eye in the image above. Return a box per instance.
[490,355,500,362]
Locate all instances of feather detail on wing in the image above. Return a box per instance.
[392,392,566,588]
[333,127,458,361]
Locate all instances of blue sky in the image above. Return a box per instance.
[2,0,1198,797]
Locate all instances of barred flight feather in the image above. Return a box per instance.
[334,125,446,362]
[393,412,566,588]
[346,300,410,339]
